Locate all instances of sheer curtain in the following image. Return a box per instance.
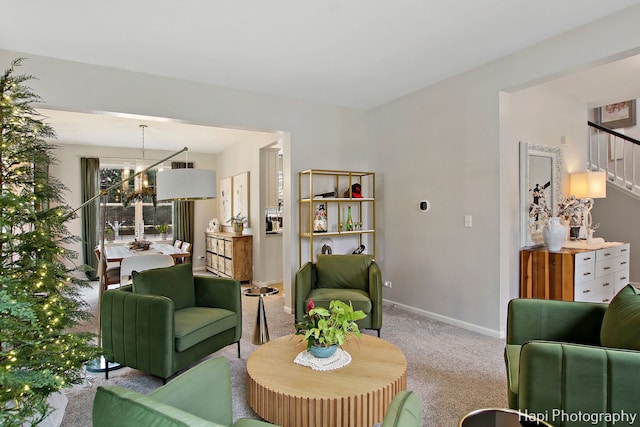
[171,161,194,246]
[81,157,100,280]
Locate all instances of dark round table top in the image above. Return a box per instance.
[243,286,280,297]
[458,408,553,427]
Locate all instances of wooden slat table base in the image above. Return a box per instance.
[246,334,407,427]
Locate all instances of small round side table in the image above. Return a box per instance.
[243,286,279,345]
[458,408,553,427]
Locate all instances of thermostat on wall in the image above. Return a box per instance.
[419,200,430,212]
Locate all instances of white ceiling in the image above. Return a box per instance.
[3,0,640,152]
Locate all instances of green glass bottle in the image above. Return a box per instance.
[345,206,354,231]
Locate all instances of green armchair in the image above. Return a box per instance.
[101,263,242,381]
[295,254,382,336]
[380,391,422,427]
[505,290,640,426]
[93,357,275,427]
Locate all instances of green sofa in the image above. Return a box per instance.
[505,285,640,427]
[93,357,275,427]
[101,263,242,381]
[295,254,382,336]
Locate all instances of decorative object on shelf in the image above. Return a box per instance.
[219,177,232,224]
[345,206,354,231]
[542,217,566,252]
[320,238,333,254]
[352,244,365,254]
[208,218,221,232]
[343,182,362,198]
[228,213,247,235]
[295,299,366,358]
[558,195,593,240]
[313,204,328,232]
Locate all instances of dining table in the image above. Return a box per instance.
[96,242,191,264]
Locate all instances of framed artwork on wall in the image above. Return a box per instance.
[598,100,636,129]
[219,177,232,225]
[233,171,250,227]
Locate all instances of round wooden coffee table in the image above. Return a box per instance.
[246,334,407,427]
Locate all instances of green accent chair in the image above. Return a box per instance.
[380,391,422,427]
[92,357,275,427]
[101,263,242,381]
[295,254,382,336]
[505,287,640,427]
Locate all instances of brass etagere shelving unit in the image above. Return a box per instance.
[298,169,376,265]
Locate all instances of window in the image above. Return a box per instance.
[100,163,173,241]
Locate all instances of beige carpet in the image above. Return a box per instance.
[61,281,508,426]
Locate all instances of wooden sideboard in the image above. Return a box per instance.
[520,243,630,303]
[205,232,252,283]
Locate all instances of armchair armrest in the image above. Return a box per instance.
[150,357,233,425]
[295,262,316,323]
[517,341,640,417]
[368,261,383,329]
[101,287,174,376]
[194,276,242,345]
[194,276,241,313]
[507,298,606,346]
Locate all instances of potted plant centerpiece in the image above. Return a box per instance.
[156,224,168,240]
[228,214,247,235]
[295,299,366,358]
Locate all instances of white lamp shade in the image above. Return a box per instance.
[570,171,607,199]
[156,169,217,201]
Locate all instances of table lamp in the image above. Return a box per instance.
[569,171,607,235]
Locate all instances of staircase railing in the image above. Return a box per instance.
[588,121,640,197]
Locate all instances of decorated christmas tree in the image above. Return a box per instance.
[0,59,102,425]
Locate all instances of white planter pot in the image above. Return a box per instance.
[542,217,566,252]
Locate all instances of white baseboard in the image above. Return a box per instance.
[383,298,503,339]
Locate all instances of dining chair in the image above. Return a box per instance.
[94,248,120,291]
[179,242,192,264]
[119,254,175,286]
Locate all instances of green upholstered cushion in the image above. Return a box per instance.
[174,307,238,352]
[133,263,195,311]
[92,386,220,427]
[381,391,422,427]
[601,284,640,350]
[316,254,372,291]
[307,288,372,313]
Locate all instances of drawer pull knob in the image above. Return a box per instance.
[621,248,628,252]
[603,299,610,303]
[603,266,611,270]
[603,283,610,287]
[584,257,592,260]
[621,261,628,265]
[583,289,591,293]
[621,276,628,280]
[583,272,591,276]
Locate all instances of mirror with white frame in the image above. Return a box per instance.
[519,141,563,248]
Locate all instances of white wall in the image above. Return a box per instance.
[52,144,217,271]
[0,48,368,313]
[368,5,640,336]
[4,4,640,334]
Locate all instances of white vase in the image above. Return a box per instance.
[542,217,566,252]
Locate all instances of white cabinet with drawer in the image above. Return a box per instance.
[574,244,630,303]
[520,243,630,303]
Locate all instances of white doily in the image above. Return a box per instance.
[294,348,352,371]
